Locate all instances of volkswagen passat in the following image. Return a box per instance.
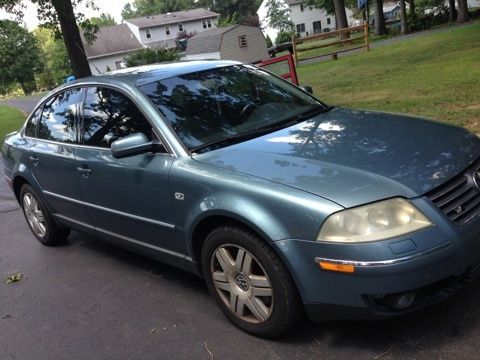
[3,61,480,337]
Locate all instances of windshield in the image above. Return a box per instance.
[139,64,324,152]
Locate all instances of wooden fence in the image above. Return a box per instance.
[291,23,370,64]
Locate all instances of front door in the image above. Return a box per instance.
[75,86,181,254]
[313,21,322,34]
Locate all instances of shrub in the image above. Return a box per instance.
[125,48,181,67]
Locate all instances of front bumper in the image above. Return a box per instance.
[272,197,480,321]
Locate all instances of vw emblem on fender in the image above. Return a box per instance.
[235,274,249,291]
[473,170,480,192]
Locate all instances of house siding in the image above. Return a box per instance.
[133,17,218,48]
[88,53,133,75]
[220,26,269,63]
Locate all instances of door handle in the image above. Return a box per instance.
[29,155,39,166]
[76,165,91,178]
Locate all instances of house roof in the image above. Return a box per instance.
[186,25,239,55]
[83,24,143,59]
[125,8,220,29]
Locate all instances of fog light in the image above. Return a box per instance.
[390,291,416,310]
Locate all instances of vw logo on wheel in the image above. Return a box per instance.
[235,274,249,291]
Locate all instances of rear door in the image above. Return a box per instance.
[75,86,181,254]
[29,87,91,225]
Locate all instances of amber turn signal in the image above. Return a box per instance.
[318,261,355,273]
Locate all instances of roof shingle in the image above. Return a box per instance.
[83,24,143,58]
[125,8,219,29]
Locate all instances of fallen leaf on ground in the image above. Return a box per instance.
[5,273,23,284]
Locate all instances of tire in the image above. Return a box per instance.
[20,184,70,246]
[201,225,303,337]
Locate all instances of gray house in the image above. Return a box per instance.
[83,24,143,74]
[185,25,269,63]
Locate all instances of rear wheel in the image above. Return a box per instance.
[20,184,70,246]
[202,225,302,337]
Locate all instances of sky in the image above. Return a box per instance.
[0,0,132,30]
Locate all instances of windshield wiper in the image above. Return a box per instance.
[191,126,281,154]
[190,105,333,154]
[295,104,333,122]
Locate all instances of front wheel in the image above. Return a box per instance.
[20,184,70,246]
[201,225,302,337]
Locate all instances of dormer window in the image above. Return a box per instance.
[146,29,152,39]
[203,19,212,29]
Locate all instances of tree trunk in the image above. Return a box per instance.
[409,0,416,17]
[457,0,470,23]
[18,81,29,96]
[51,0,92,78]
[448,0,457,22]
[374,0,387,35]
[400,0,408,34]
[333,0,350,39]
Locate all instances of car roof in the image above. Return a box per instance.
[73,60,242,88]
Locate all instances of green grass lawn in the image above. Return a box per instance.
[297,21,480,133]
[0,105,26,142]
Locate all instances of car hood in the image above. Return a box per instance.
[194,108,480,208]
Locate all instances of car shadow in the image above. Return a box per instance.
[67,230,480,354]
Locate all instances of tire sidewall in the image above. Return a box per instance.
[202,226,295,337]
[20,184,52,245]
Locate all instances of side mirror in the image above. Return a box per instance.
[302,86,314,95]
[111,133,165,159]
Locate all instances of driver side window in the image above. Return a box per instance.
[82,87,153,148]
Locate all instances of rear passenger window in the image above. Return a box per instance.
[37,88,83,143]
[82,87,152,148]
[24,107,42,137]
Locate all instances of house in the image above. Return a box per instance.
[83,8,220,74]
[124,8,220,49]
[184,25,269,63]
[257,0,355,44]
[83,24,143,75]
[383,2,401,20]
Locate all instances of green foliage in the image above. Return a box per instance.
[0,20,43,95]
[0,105,25,142]
[265,0,294,34]
[265,34,273,47]
[90,13,117,27]
[125,47,181,67]
[275,31,294,44]
[121,0,196,19]
[34,27,72,88]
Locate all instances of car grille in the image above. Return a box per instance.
[427,160,480,225]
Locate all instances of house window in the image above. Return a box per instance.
[300,4,304,11]
[178,23,183,32]
[296,23,306,33]
[327,18,331,25]
[203,19,212,29]
[238,35,248,47]
[203,20,207,28]
[165,26,170,35]
[313,21,322,34]
[207,19,212,28]
[145,29,152,39]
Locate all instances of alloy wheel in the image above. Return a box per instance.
[210,244,273,324]
[22,192,47,238]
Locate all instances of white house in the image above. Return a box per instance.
[83,24,144,75]
[124,8,220,49]
[257,0,355,44]
[83,8,220,74]
[185,25,269,63]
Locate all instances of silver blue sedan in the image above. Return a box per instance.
[3,61,480,337]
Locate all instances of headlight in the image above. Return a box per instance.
[317,198,433,243]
